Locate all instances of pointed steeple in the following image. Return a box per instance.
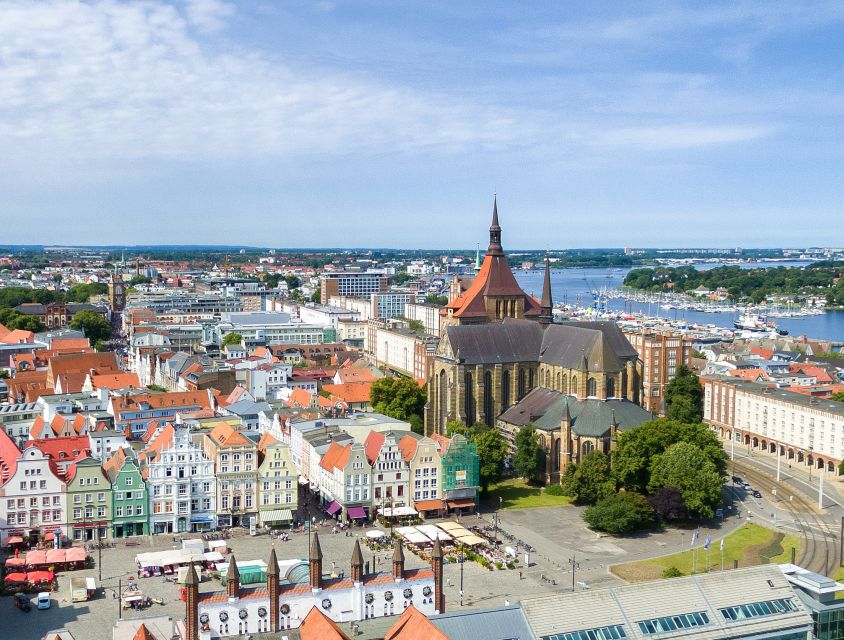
[351,539,364,583]
[539,253,553,324]
[310,531,323,561]
[432,537,442,559]
[392,539,405,579]
[562,398,571,424]
[488,194,503,256]
[226,554,240,599]
[266,546,279,576]
[184,561,199,586]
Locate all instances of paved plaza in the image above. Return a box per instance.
[11,505,746,640]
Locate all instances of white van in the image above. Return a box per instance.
[37,592,51,609]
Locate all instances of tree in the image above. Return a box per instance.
[831,391,844,403]
[582,492,654,534]
[221,332,243,347]
[406,319,424,332]
[310,290,321,303]
[473,428,508,492]
[647,487,688,522]
[263,273,282,288]
[560,451,616,505]
[648,442,724,518]
[445,420,469,437]
[513,424,544,481]
[129,275,152,286]
[370,377,427,423]
[425,294,448,306]
[283,275,301,290]
[70,310,110,343]
[665,365,703,423]
[613,418,727,493]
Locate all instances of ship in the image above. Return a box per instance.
[733,312,788,336]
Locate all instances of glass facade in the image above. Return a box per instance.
[815,608,844,640]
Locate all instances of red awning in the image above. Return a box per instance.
[44,532,55,542]
[5,558,25,568]
[326,501,341,516]
[414,499,446,512]
[27,570,55,583]
[447,498,476,509]
[347,506,367,519]
[4,573,26,582]
[6,536,23,545]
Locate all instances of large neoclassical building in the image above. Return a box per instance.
[424,201,644,440]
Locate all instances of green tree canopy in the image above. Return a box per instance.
[513,424,544,481]
[613,418,727,493]
[560,451,616,505]
[69,310,110,343]
[648,441,724,518]
[831,391,844,403]
[424,294,448,306]
[67,282,109,302]
[445,420,470,437]
[665,365,704,423]
[221,332,243,347]
[582,492,655,534]
[473,427,508,492]
[283,275,301,290]
[370,377,427,423]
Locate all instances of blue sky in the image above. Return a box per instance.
[1,0,842,248]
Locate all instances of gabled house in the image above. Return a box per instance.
[66,455,112,541]
[104,448,148,538]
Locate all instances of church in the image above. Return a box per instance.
[424,200,647,481]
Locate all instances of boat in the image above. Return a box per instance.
[733,312,788,336]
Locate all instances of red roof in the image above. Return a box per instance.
[364,430,385,465]
[322,382,372,405]
[0,429,22,484]
[320,440,351,472]
[299,606,352,640]
[397,434,420,462]
[385,605,448,640]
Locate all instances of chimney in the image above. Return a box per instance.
[266,547,280,632]
[184,562,199,640]
[226,554,240,601]
[351,539,364,584]
[309,531,323,590]
[392,539,405,580]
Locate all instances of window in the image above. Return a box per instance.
[126,477,133,486]
[637,612,709,634]
[546,625,627,640]
[74,495,82,504]
[136,505,143,515]
[98,492,105,502]
[98,507,106,518]
[73,508,82,519]
[115,507,123,517]
[720,598,797,621]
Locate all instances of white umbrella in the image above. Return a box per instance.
[366,530,385,539]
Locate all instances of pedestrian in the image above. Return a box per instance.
[519,570,522,580]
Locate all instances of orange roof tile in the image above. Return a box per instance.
[208,422,252,448]
[335,368,378,384]
[364,430,385,465]
[0,429,22,484]
[299,606,352,640]
[287,387,314,408]
[319,440,352,472]
[397,434,420,462]
[90,372,140,389]
[132,624,157,640]
[0,329,35,345]
[385,605,448,640]
[322,382,372,405]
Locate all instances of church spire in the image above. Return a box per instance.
[488,194,503,256]
[539,252,553,324]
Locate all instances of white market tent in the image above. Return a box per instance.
[416,524,452,541]
[381,506,418,518]
[203,551,224,563]
[436,521,467,533]
[135,549,206,569]
[366,530,386,539]
[395,526,431,546]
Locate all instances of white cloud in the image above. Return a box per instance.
[596,124,774,150]
[183,0,235,33]
[0,0,540,169]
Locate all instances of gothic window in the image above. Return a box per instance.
[438,372,448,430]
[556,371,561,389]
[518,368,526,400]
[483,371,493,426]
[501,371,510,413]
[552,437,561,470]
[587,378,597,397]
[529,369,534,389]
[582,441,594,456]
[562,374,568,394]
[571,376,578,396]
[464,372,474,422]
[606,377,615,398]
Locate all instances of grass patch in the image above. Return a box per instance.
[484,478,573,510]
[612,523,800,583]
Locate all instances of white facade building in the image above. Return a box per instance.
[146,428,217,533]
[0,446,67,545]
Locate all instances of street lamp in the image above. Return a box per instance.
[493,496,502,548]
[459,546,465,606]
[568,555,580,592]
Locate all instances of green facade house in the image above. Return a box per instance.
[436,433,480,513]
[104,448,148,538]
[66,456,112,541]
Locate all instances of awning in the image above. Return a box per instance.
[204,551,224,563]
[6,536,23,545]
[447,498,476,509]
[347,506,367,519]
[260,509,293,524]
[190,517,216,523]
[381,506,417,518]
[325,501,341,515]
[414,499,446,512]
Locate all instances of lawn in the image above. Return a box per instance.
[612,523,800,583]
[484,478,573,510]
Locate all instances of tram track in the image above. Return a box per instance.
[732,458,838,576]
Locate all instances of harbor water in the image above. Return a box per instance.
[514,265,844,342]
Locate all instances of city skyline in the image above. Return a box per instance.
[1,1,843,246]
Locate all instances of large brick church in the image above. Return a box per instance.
[424,200,650,483]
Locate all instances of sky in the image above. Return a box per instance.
[1,0,843,249]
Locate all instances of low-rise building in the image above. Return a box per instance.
[66,456,112,541]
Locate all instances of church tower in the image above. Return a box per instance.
[108,269,126,312]
[539,253,553,325]
[441,196,545,327]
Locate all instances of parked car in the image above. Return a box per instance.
[742,482,752,490]
[13,593,31,612]
[752,490,762,499]
[731,476,743,484]
[36,592,51,610]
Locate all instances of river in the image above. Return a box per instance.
[513,263,844,342]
